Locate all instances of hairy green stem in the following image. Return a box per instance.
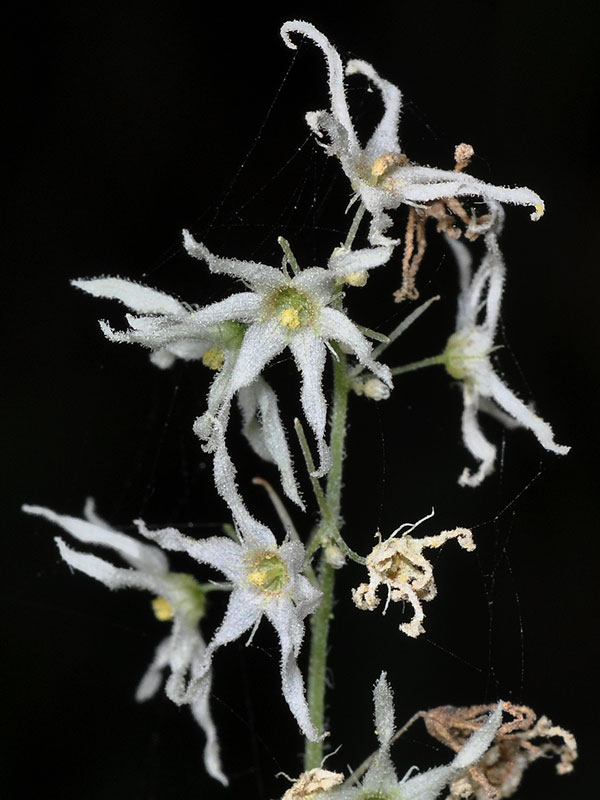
[391,354,445,376]
[304,348,350,770]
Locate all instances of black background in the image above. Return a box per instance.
[5,2,599,798]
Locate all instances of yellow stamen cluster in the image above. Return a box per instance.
[280,308,301,329]
[152,595,174,621]
[202,348,225,371]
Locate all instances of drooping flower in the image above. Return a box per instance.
[137,433,323,741]
[319,673,502,800]
[21,500,227,785]
[182,232,393,476]
[72,276,303,507]
[442,235,570,486]
[280,21,544,255]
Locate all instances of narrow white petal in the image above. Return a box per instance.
[247,380,304,508]
[163,618,203,705]
[213,431,278,550]
[23,504,169,574]
[187,292,262,326]
[453,701,503,769]
[182,231,286,291]
[226,320,286,397]
[134,520,245,582]
[136,636,172,701]
[289,330,329,476]
[72,277,186,315]
[280,21,357,151]
[265,598,321,741]
[346,59,402,160]
[458,387,497,487]
[319,307,392,387]
[54,537,162,594]
[398,167,544,218]
[327,245,394,277]
[185,589,262,703]
[190,682,228,786]
[485,371,570,455]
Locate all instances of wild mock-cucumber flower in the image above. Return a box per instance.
[138,432,323,741]
[72,276,303,508]
[281,21,544,248]
[443,235,570,486]
[21,500,227,786]
[183,231,393,476]
[319,673,502,800]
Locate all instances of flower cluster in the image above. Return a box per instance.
[23,18,574,796]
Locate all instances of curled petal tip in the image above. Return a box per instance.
[531,202,545,221]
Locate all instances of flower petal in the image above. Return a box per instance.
[183,232,286,291]
[346,59,402,161]
[281,21,357,152]
[485,370,570,456]
[265,597,321,741]
[458,385,497,487]
[288,329,330,476]
[72,277,186,315]
[238,379,304,508]
[319,307,392,387]
[23,504,169,575]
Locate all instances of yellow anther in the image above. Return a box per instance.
[280,308,301,329]
[345,270,368,287]
[534,202,545,219]
[248,569,267,587]
[152,596,174,621]
[202,348,225,371]
[371,152,408,178]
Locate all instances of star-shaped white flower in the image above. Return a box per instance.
[138,433,323,741]
[22,500,227,786]
[182,232,393,476]
[323,673,502,800]
[72,276,304,507]
[443,235,570,486]
[281,21,544,247]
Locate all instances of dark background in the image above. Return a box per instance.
[5,2,598,798]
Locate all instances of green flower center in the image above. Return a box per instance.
[443,327,490,381]
[152,573,206,627]
[247,552,288,594]
[266,287,317,330]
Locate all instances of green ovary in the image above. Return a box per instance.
[248,552,288,594]
[267,287,317,330]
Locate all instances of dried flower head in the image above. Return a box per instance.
[408,702,577,799]
[352,510,475,637]
[281,768,344,800]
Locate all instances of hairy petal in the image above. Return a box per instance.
[346,59,402,160]
[23,504,169,574]
[458,386,497,487]
[72,277,186,315]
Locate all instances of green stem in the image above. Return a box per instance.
[304,347,350,770]
[391,354,445,376]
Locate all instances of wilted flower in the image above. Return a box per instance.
[352,510,475,637]
[183,231,393,476]
[73,276,303,507]
[22,500,227,785]
[321,673,502,800]
[280,21,544,255]
[138,434,323,741]
[442,235,570,486]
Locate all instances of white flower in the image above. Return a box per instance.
[22,500,227,786]
[72,276,303,507]
[322,673,502,800]
[182,231,393,476]
[138,433,324,741]
[281,21,544,247]
[443,235,570,486]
